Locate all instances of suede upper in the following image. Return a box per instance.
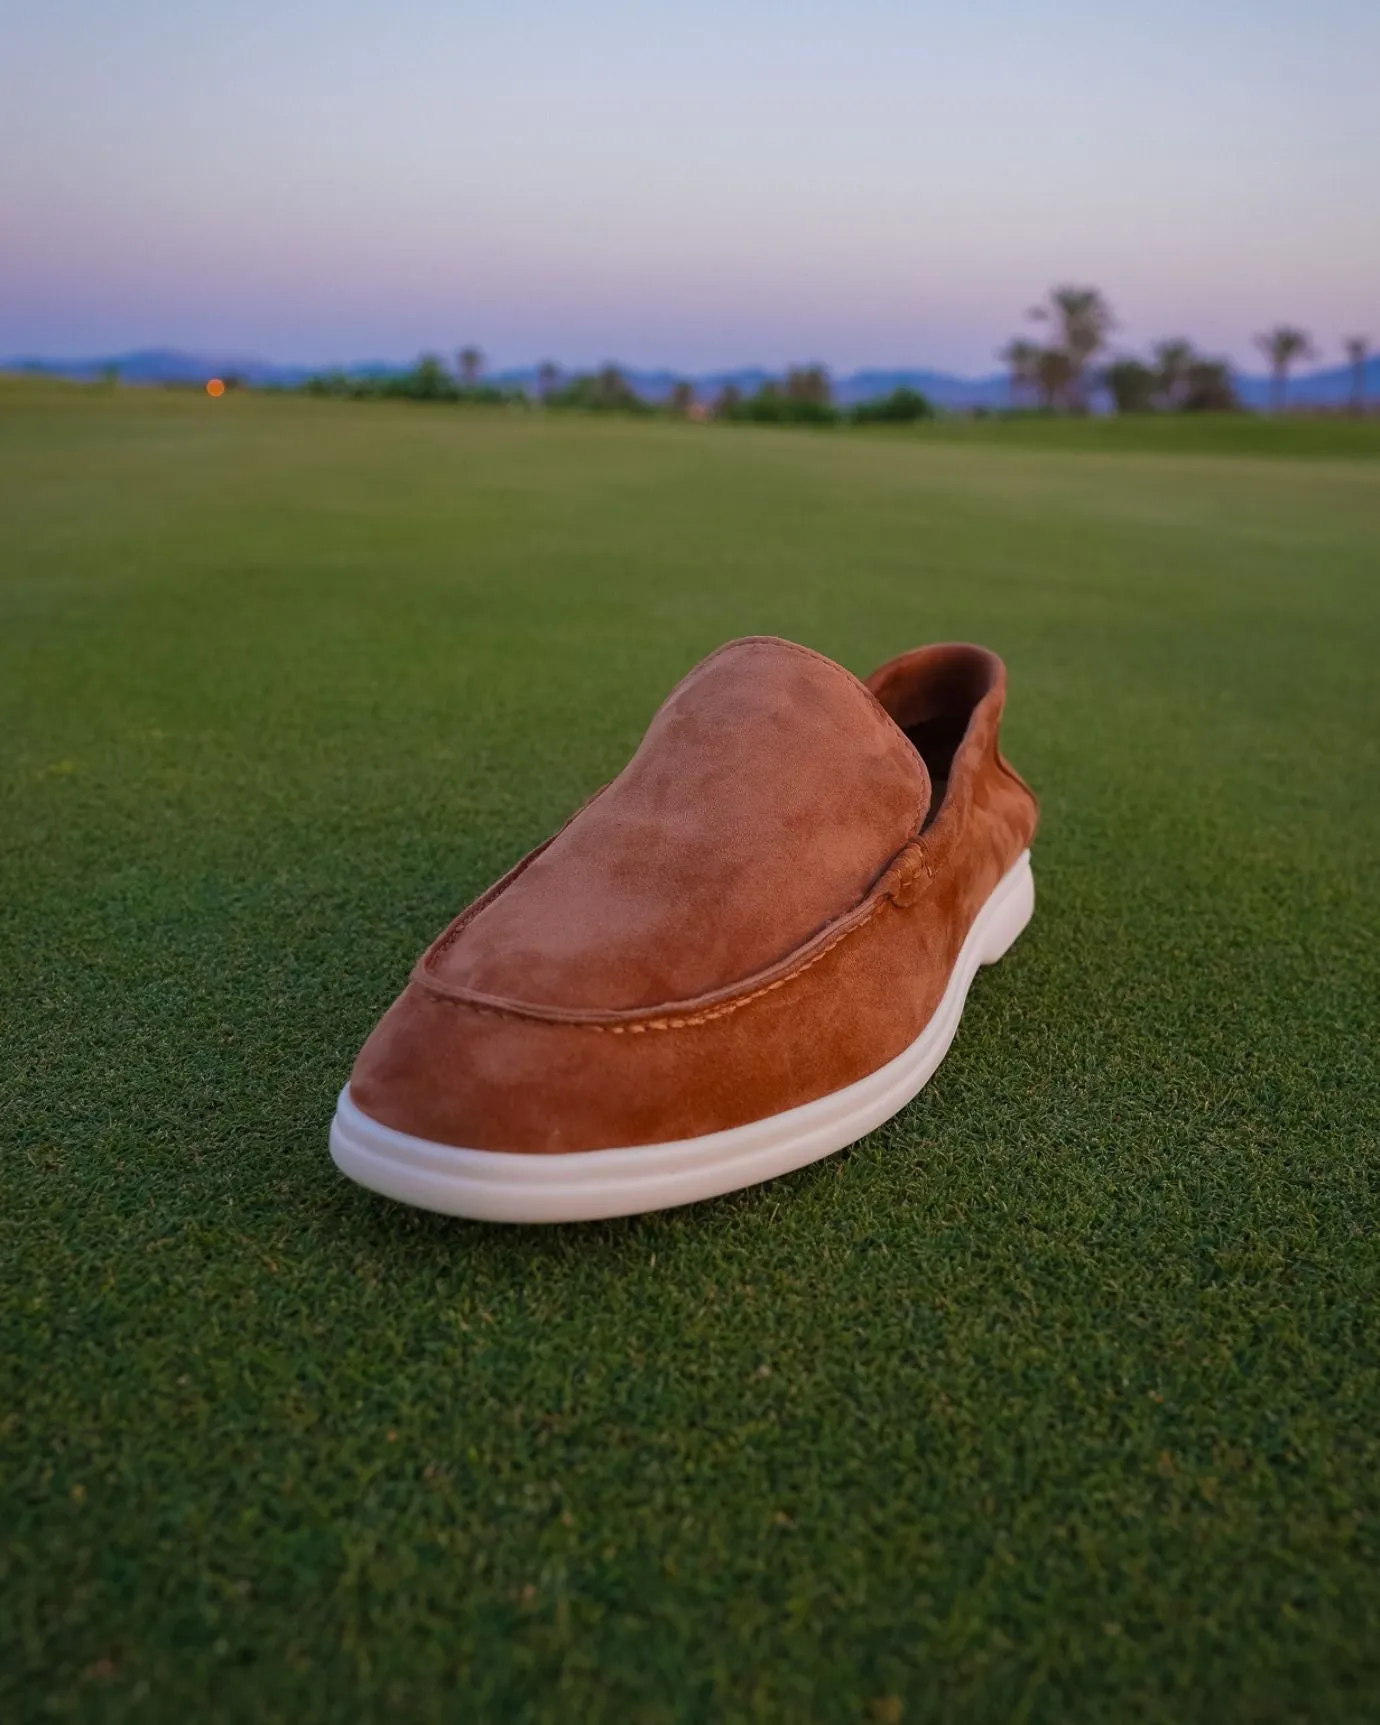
[434,638,931,1011]
[349,635,1038,1153]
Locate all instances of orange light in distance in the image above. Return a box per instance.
[206,377,226,397]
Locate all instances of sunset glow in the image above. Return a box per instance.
[2,1,1376,373]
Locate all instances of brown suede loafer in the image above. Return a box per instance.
[331,636,1038,1221]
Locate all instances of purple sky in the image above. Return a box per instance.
[3,0,1377,373]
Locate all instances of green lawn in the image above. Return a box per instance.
[905,409,1380,458]
[3,381,1379,1724]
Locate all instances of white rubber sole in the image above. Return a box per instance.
[330,849,1033,1223]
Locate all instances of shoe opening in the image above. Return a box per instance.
[870,646,1001,830]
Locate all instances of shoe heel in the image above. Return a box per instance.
[978,852,1034,966]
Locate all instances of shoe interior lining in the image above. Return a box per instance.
[904,714,966,830]
[882,650,999,832]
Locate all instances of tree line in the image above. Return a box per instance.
[299,300,1372,421]
[303,351,936,424]
[1004,287,1371,415]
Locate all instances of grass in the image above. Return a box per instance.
[904,409,1380,458]
[2,380,1379,1724]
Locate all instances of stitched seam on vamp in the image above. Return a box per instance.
[425,646,914,976]
[597,893,890,1033]
[420,644,925,1006]
[414,889,894,1031]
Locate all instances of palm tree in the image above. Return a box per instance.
[1344,337,1370,415]
[1029,286,1114,411]
[457,346,485,388]
[1254,326,1313,413]
[1034,346,1075,412]
[536,361,560,402]
[1000,339,1042,408]
[1152,339,1195,411]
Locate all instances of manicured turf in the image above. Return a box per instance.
[3,381,1379,1723]
[905,409,1380,459]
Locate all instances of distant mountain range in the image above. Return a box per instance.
[5,346,1378,411]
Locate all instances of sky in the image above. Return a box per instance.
[2,0,1377,375]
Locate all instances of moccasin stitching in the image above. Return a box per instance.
[414,640,931,1028]
[410,847,931,1030]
